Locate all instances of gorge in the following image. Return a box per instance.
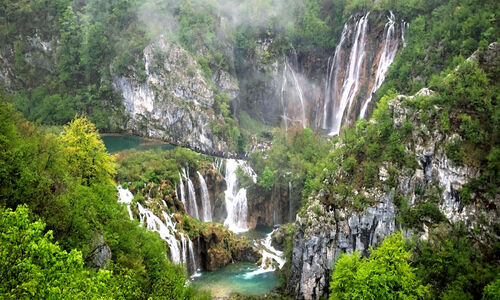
[0,0,499,299]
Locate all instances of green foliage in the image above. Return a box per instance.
[412,223,499,299]
[329,232,428,299]
[60,116,116,185]
[250,127,331,203]
[258,166,276,191]
[0,102,204,298]
[0,205,115,298]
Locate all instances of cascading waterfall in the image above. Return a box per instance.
[137,203,182,264]
[223,159,257,233]
[329,12,370,136]
[117,186,134,220]
[197,171,212,222]
[360,11,398,119]
[243,229,285,278]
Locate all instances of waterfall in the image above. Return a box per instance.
[137,203,181,264]
[243,229,285,278]
[288,182,293,222]
[197,171,212,222]
[287,62,307,128]
[187,176,200,220]
[273,208,279,226]
[188,239,198,275]
[180,233,188,266]
[329,12,370,136]
[360,11,399,119]
[322,22,349,130]
[281,62,288,131]
[178,172,187,208]
[401,21,409,47]
[223,159,257,233]
[181,168,200,220]
[117,186,134,220]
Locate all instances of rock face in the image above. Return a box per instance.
[87,234,112,270]
[197,223,260,271]
[288,74,499,299]
[113,36,228,152]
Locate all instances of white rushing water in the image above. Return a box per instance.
[181,168,200,220]
[281,61,289,131]
[323,21,349,130]
[137,202,182,264]
[330,12,370,136]
[243,229,285,278]
[197,171,212,222]
[117,186,134,220]
[223,159,257,233]
[178,172,187,208]
[287,62,307,128]
[360,11,399,119]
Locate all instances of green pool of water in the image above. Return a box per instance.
[190,262,279,298]
[101,135,174,153]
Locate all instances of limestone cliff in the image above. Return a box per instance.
[287,43,500,299]
[113,36,231,152]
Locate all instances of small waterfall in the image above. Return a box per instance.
[360,11,399,119]
[187,176,200,220]
[178,172,187,208]
[281,62,289,131]
[197,171,212,222]
[188,239,199,275]
[330,12,370,136]
[273,208,279,226]
[180,233,188,266]
[401,21,409,47]
[223,159,257,233]
[288,182,293,222]
[287,62,307,128]
[181,168,200,220]
[137,203,181,264]
[243,229,285,278]
[117,186,134,220]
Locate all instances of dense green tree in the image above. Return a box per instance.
[0,205,114,298]
[329,232,428,299]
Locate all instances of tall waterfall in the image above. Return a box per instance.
[330,12,370,135]
[360,11,398,119]
[197,171,212,222]
[117,186,134,220]
[322,22,349,130]
[223,159,257,233]
[281,62,289,131]
[287,62,307,128]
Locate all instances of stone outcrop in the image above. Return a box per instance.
[197,223,260,271]
[113,36,228,152]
